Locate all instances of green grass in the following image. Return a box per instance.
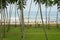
[0,25,60,40]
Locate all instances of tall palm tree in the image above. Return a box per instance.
[6,3,12,32]
[6,0,17,32]
[47,0,53,29]
[18,0,26,40]
[7,0,26,40]
[45,0,48,28]
[28,0,32,28]
[6,7,9,31]
[48,6,51,29]
[44,0,53,28]
[3,8,6,38]
[15,2,17,27]
[56,0,59,28]
[0,0,3,39]
[35,6,39,28]
[0,0,8,39]
[53,0,58,28]
[34,0,48,40]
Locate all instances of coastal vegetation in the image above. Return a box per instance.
[0,0,60,40]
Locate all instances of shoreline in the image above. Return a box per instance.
[1,22,60,25]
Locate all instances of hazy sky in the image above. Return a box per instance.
[0,0,58,22]
[24,0,57,12]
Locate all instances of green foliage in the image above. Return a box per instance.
[7,0,17,4]
[34,0,58,7]
[17,0,26,10]
[34,0,45,4]
[0,0,8,9]
[53,0,58,5]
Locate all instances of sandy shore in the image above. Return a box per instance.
[1,21,60,25]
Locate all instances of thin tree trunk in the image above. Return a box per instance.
[3,8,6,38]
[15,2,17,27]
[35,6,39,28]
[0,0,3,40]
[46,6,47,28]
[28,0,32,28]
[7,3,11,32]
[48,7,51,29]
[56,10,58,28]
[0,9,1,39]
[20,0,25,40]
[39,3,48,40]
[6,8,9,31]
[17,8,20,27]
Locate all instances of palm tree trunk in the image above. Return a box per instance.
[3,8,6,38]
[17,8,20,27]
[48,7,51,29]
[6,8,9,31]
[28,0,32,28]
[56,10,58,28]
[35,6,39,28]
[17,9,20,22]
[7,3,11,32]
[20,0,25,40]
[46,6,47,28]
[15,2,17,27]
[39,3,48,40]
[0,0,3,40]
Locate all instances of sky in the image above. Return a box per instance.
[0,0,59,22]
[24,0,57,11]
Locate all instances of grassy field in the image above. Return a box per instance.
[0,25,60,40]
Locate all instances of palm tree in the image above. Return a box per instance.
[6,7,9,31]
[6,0,17,32]
[44,0,52,28]
[28,0,32,28]
[48,6,51,29]
[3,8,6,38]
[47,0,53,29]
[0,0,8,39]
[15,2,17,27]
[35,6,39,28]
[6,3,12,32]
[18,0,26,40]
[56,0,59,28]
[45,0,48,28]
[34,0,48,40]
[0,0,3,39]
[53,0,58,28]
[7,0,26,40]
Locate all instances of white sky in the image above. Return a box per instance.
[24,0,57,12]
[0,0,58,22]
